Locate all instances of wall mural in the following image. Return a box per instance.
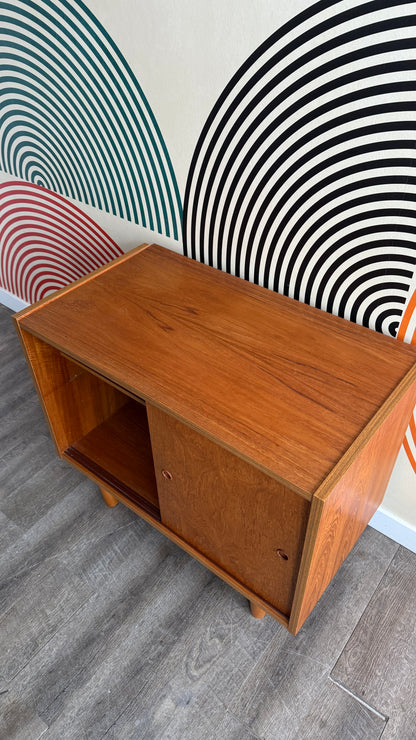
[0,181,122,303]
[405,411,416,474]
[0,0,415,485]
[183,0,416,339]
[0,0,182,239]
[399,289,416,472]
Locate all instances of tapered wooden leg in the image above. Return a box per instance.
[99,486,118,507]
[249,600,266,619]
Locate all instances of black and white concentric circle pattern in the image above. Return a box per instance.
[183,0,416,337]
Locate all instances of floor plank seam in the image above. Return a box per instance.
[328,675,388,722]
[0,496,138,594]
[379,719,391,737]
[58,508,140,555]
[329,541,400,673]
[226,708,264,739]
[1,550,64,587]
[7,594,93,684]
[280,647,330,671]
[222,625,285,704]
[39,630,114,726]
[99,690,147,739]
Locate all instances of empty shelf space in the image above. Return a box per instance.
[64,400,160,519]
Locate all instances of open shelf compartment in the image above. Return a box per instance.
[18,328,159,519]
[64,399,160,519]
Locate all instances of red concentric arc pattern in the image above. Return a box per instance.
[0,181,122,303]
[397,290,416,474]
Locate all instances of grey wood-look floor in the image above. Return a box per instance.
[1,303,415,740]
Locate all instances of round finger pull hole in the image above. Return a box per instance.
[276,549,289,561]
[162,469,173,480]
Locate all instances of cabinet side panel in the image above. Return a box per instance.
[15,327,126,452]
[147,404,310,617]
[290,382,416,633]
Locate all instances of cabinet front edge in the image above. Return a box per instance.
[288,496,324,634]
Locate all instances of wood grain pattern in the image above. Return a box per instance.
[147,403,310,618]
[7,524,191,729]
[313,362,416,502]
[12,243,150,320]
[331,547,416,740]
[12,245,416,634]
[15,243,416,496]
[38,556,213,738]
[63,400,159,514]
[295,679,386,738]
[5,302,413,739]
[0,457,81,536]
[289,381,416,633]
[227,529,398,739]
[0,554,92,682]
[0,687,48,740]
[98,484,291,630]
[61,352,147,407]
[88,576,280,739]
[13,328,126,454]
[10,313,290,624]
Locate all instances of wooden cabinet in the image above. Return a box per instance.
[14,243,416,634]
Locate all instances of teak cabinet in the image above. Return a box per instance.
[14,243,416,634]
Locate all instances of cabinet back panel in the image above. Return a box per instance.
[148,404,310,617]
[17,328,127,452]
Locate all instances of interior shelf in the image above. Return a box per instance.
[64,400,160,519]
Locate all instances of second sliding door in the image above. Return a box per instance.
[147,404,310,617]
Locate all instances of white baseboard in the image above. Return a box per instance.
[0,288,29,312]
[369,507,416,553]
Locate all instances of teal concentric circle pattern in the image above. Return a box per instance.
[0,0,182,239]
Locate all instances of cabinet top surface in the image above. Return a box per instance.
[17,244,416,496]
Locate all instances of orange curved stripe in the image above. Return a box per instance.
[397,289,416,341]
[398,290,416,472]
[403,438,416,475]
[410,414,416,445]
